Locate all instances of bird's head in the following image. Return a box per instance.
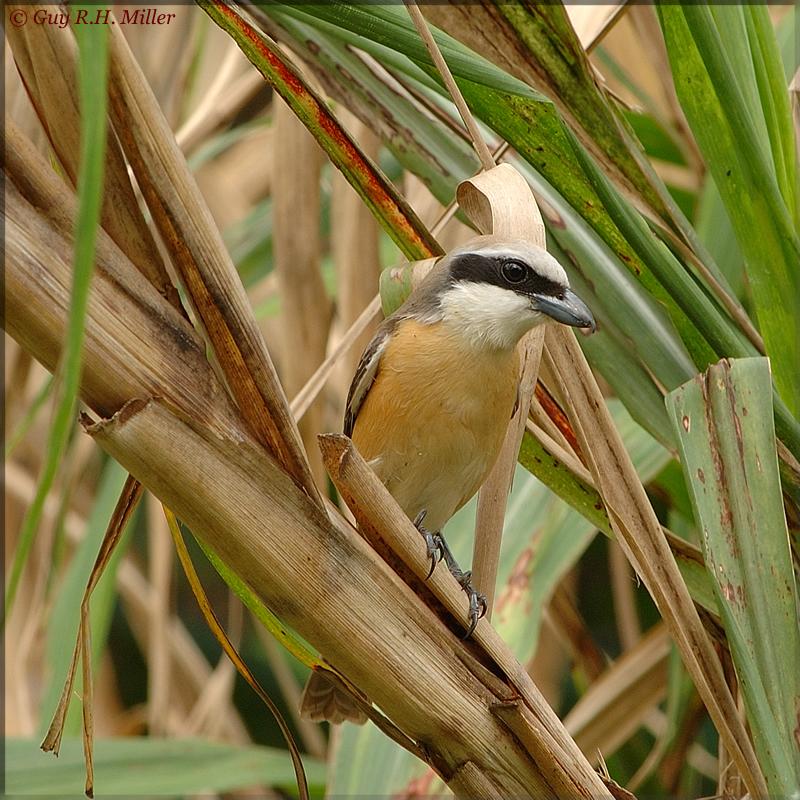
[426,237,596,351]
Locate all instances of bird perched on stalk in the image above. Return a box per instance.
[301,235,595,723]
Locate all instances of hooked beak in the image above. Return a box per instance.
[532,288,596,332]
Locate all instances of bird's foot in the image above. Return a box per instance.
[452,568,488,638]
[413,510,444,579]
[431,527,488,638]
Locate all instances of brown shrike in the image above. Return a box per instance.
[302,235,595,723]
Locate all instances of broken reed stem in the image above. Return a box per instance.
[146,494,173,736]
[41,475,143,798]
[319,433,611,799]
[273,96,331,485]
[403,1,495,171]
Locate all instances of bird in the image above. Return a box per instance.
[300,235,596,724]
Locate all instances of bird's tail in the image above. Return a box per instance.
[299,669,368,725]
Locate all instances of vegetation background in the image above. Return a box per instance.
[4,2,799,798]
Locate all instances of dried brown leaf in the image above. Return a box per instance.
[41,475,143,799]
[105,20,320,501]
[5,8,177,304]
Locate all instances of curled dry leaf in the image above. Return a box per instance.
[456,164,548,614]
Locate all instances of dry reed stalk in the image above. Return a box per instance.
[9,419,100,739]
[627,705,717,789]
[547,584,608,682]
[4,43,44,147]
[5,9,178,306]
[104,19,320,501]
[145,494,173,737]
[320,434,611,798]
[180,68,263,155]
[6,157,610,793]
[273,97,332,487]
[4,342,33,430]
[175,42,262,153]
[564,624,669,759]
[166,514,304,799]
[290,296,382,424]
[529,397,582,463]
[182,593,241,737]
[116,564,250,743]
[4,459,72,735]
[4,125,244,437]
[196,125,273,230]
[659,698,714,792]
[124,5,194,127]
[404,0,495,172]
[456,165,547,613]
[527,615,570,708]
[544,326,768,797]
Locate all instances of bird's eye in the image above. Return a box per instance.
[501,260,527,284]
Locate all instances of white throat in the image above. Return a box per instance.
[437,282,543,351]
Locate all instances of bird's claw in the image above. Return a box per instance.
[413,510,487,636]
[413,510,443,579]
[455,570,487,638]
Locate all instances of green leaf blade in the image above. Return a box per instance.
[667,358,800,796]
[659,5,800,418]
[7,737,325,796]
[200,1,441,262]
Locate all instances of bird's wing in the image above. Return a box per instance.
[343,325,391,437]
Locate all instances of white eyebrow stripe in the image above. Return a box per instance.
[450,242,569,286]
